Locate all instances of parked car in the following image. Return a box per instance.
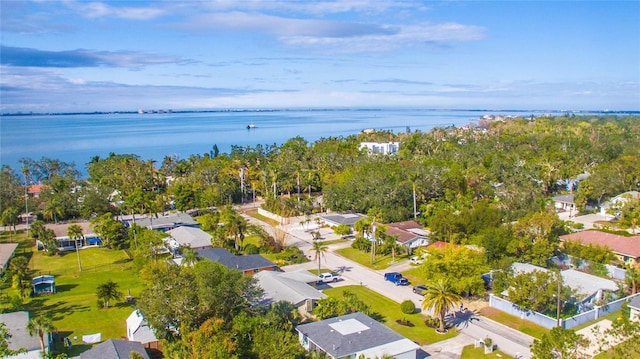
[384,272,409,286]
[409,256,424,265]
[413,284,428,295]
[317,272,340,283]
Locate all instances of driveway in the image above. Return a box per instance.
[253,213,536,359]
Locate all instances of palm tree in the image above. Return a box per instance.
[26,313,55,355]
[96,280,123,308]
[422,280,462,333]
[10,256,31,298]
[181,247,197,267]
[67,224,83,272]
[311,240,328,275]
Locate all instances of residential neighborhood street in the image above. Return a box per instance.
[244,212,536,359]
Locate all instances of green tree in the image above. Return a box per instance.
[96,280,123,308]
[1,206,19,238]
[91,213,126,249]
[26,313,55,356]
[333,224,351,238]
[9,256,31,298]
[595,303,640,358]
[314,290,370,319]
[39,229,58,256]
[421,280,462,333]
[311,240,328,275]
[67,223,83,271]
[531,327,589,359]
[0,321,26,357]
[421,245,488,296]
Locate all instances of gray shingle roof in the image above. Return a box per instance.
[197,247,276,272]
[629,294,640,310]
[166,226,212,249]
[0,311,41,353]
[320,213,365,226]
[295,312,419,358]
[80,339,150,359]
[0,243,19,271]
[255,270,326,307]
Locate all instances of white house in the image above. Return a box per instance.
[359,142,400,155]
[296,312,420,359]
[600,191,640,219]
[255,270,326,313]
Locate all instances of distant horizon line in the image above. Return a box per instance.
[2,107,639,117]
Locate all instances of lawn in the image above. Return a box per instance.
[1,234,144,357]
[479,307,549,339]
[335,247,410,270]
[460,345,513,358]
[323,285,457,345]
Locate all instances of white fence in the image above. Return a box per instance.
[489,293,640,329]
[257,208,290,224]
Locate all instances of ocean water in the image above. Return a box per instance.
[0,109,554,173]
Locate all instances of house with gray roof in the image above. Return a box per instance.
[553,193,577,215]
[126,310,159,347]
[629,294,640,321]
[165,226,212,251]
[0,242,19,275]
[320,213,365,229]
[0,311,50,358]
[130,213,199,232]
[509,263,619,307]
[80,339,150,359]
[296,312,419,359]
[255,270,326,313]
[197,247,277,275]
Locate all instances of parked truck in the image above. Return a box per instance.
[384,272,409,286]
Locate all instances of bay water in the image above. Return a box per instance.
[0,108,560,175]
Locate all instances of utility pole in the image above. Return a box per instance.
[556,271,562,327]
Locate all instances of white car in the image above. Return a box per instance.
[409,256,424,265]
[317,272,339,283]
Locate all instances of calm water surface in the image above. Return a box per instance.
[0,109,546,173]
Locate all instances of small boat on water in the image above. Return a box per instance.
[247,123,256,129]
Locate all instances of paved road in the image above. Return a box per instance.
[246,213,536,359]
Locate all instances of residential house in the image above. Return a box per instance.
[629,295,640,321]
[126,213,200,232]
[126,310,161,352]
[510,262,618,308]
[385,220,430,252]
[0,311,51,358]
[552,194,577,216]
[319,213,365,232]
[600,191,640,219]
[27,184,45,198]
[559,231,640,266]
[80,339,150,359]
[36,222,103,252]
[296,312,420,359]
[165,226,212,252]
[0,242,19,275]
[255,270,326,313]
[197,247,278,275]
[359,142,400,155]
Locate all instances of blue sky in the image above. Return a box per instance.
[1,0,638,112]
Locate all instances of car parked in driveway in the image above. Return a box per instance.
[413,284,428,295]
[317,272,340,283]
[409,256,424,265]
[384,272,409,286]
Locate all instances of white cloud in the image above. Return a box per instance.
[66,1,166,20]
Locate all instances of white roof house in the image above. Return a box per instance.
[296,312,419,359]
[166,226,212,250]
[126,310,158,345]
[255,270,326,312]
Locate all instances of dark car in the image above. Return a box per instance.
[413,285,428,295]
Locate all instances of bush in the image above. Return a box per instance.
[400,300,415,314]
[244,243,259,254]
[424,315,439,328]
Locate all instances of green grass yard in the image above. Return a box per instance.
[334,247,410,270]
[460,345,512,358]
[479,307,549,339]
[1,235,144,357]
[323,285,457,345]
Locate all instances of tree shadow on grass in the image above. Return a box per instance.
[23,299,91,321]
[55,284,78,293]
